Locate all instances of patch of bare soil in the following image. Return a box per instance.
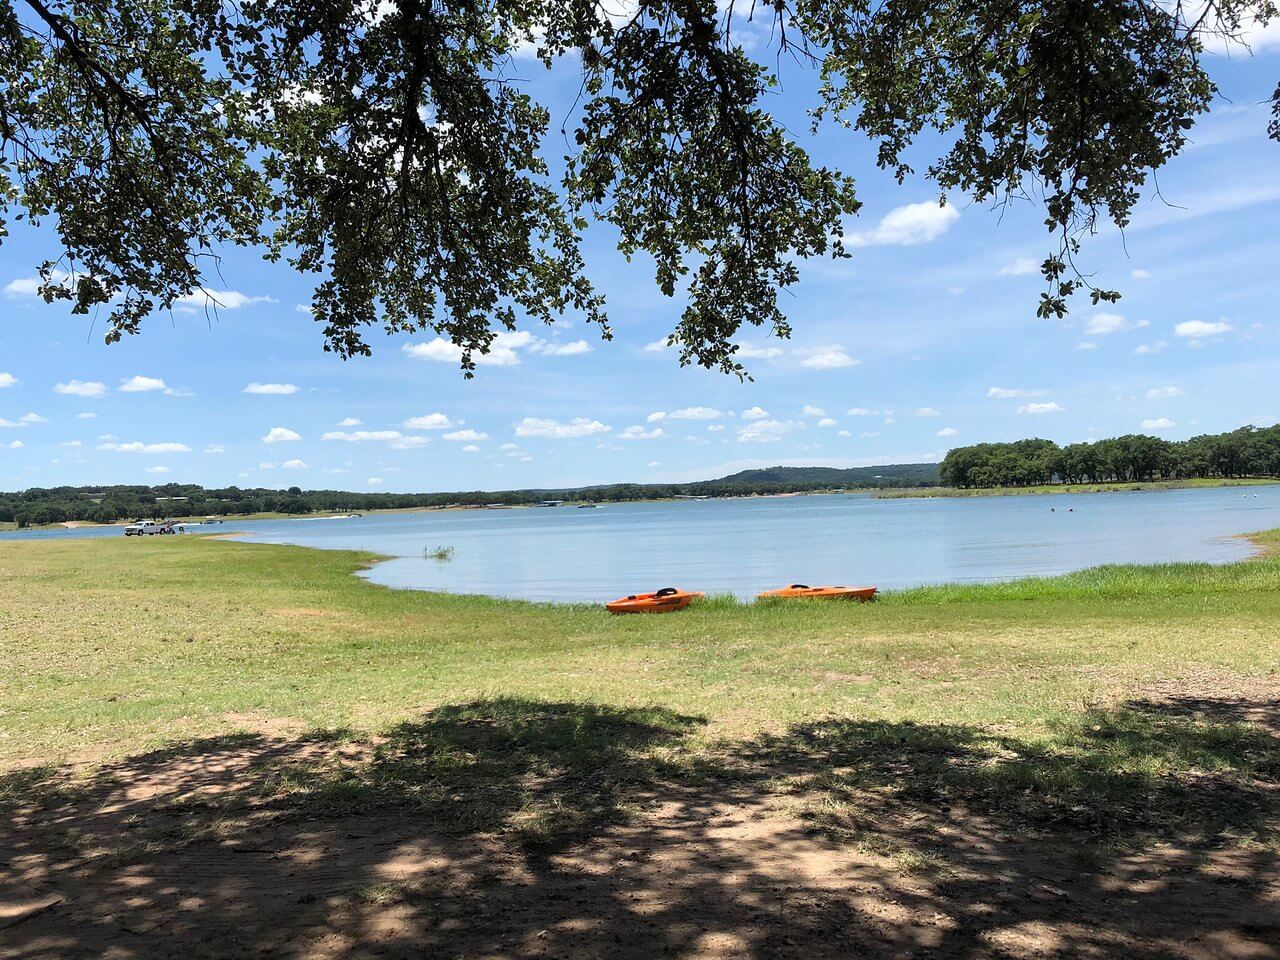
[3,696,1278,960]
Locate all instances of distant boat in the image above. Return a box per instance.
[577,503,600,509]
[537,500,565,507]
[674,495,710,501]
[485,503,512,510]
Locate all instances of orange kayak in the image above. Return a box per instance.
[758,584,878,602]
[606,587,704,614]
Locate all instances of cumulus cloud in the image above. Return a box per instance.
[262,427,301,444]
[244,382,300,395]
[403,413,458,430]
[402,331,537,367]
[736,344,784,359]
[738,419,804,443]
[847,201,959,247]
[619,425,665,440]
[529,339,592,357]
[1134,341,1168,355]
[60,440,82,448]
[119,375,167,393]
[998,257,1039,277]
[643,338,671,352]
[0,373,17,388]
[55,380,107,398]
[514,417,611,439]
[323,430,429,450]
[337,417,362,427]
[797,345,860,370]
[19,413,46,424]
[176,288,276,311]
[937,427,959,437]
[1085,313,1149,335]
[1077,342,1098,351]
[99,441,192,453]
[462,445,481,453]
[443,429,489,442]
[846,407,879,416]
[802,405,826,417]
[988,387,1048,399]
[204,444,225,454]
[1018,402,1065,415]
[667,407,725,420]
[1175,320,1233,339]
[817,418,838,428]
[7,440,23,449]
[146,465,169,474]
[1132,269,1151,280]
[741,406,769,420]
[77,412,97,419]
[914,407,940,417]
[367,477,384,487]
[1146,385,1184,399]
[1142,418,1176,429]
[283,459,308,469]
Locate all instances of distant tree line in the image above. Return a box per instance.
[940,425,1280,489]
[0,464,939,528]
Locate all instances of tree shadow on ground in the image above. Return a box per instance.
[3,696,1279,959]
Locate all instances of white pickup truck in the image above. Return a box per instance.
[124,521,176,536]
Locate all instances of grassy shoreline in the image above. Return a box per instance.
[876,476,1280,499]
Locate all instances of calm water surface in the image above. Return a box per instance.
[9,486,1280,601]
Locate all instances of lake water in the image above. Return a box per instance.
[7,485,1280,601]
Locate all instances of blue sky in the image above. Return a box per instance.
[2,20,1279,493]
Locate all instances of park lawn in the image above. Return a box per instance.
[2,533,1279,769]
[4,534,1280,958]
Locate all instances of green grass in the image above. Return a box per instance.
[2,533,1279,853]
[877,477,1280,498]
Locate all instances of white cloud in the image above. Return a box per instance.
[708,424,726,432]
[1174,320,1233,339]
[998,257,1039,277]
[514,417,611,439]
[738,418,804,442]
[147,465,170,475]
[1142,417,1175,430]
[1134,341,1168,355]
[262,427,301,444]
[1018,402,1066,415]
[646,411,668,423]
[283,459,308,469]
[1146,385,1184,399]
[987,387,1048,399]
[837,430,852,437]
[529,339,592,357]
[322,430,429,450]
[77,412,97,419]
[19,412,46,424]
[846,407,879,416]
[643,338,671,352]
[914,407,940,417]
[7,440,23,449]
[0,373,17,389]
[937,427,959,437]
[1076,342,1098,351]
[737,344,784,359]
[337,417,362,427]
[462,445,481,453]
[1131,269,1151,280]
[204,444,225,454]
[119,375,167,393]
[802,405,826,417]
[244,382,300,396]
[403,413,458,430]
[99,441,192,453]
[55,380,107,398]
[667,406,725,420]
[847,201,959,247]
[443,429,489,442]
[619,425,665,440]
[402,331,535,367]
[1086,313,1148,335]
[176,288,276,311]
[741,406,769,420]
[798,345,860,370]
[60,440,82,448]
[500,442,520,451]
[367,477,384,487]
[0,418,19,428]
[258,462,275,471]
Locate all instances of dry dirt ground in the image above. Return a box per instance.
[3,684,1279,960]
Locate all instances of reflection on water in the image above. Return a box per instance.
[10,486,1277,601]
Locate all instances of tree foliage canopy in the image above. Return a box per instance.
[1,0,1276,374]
